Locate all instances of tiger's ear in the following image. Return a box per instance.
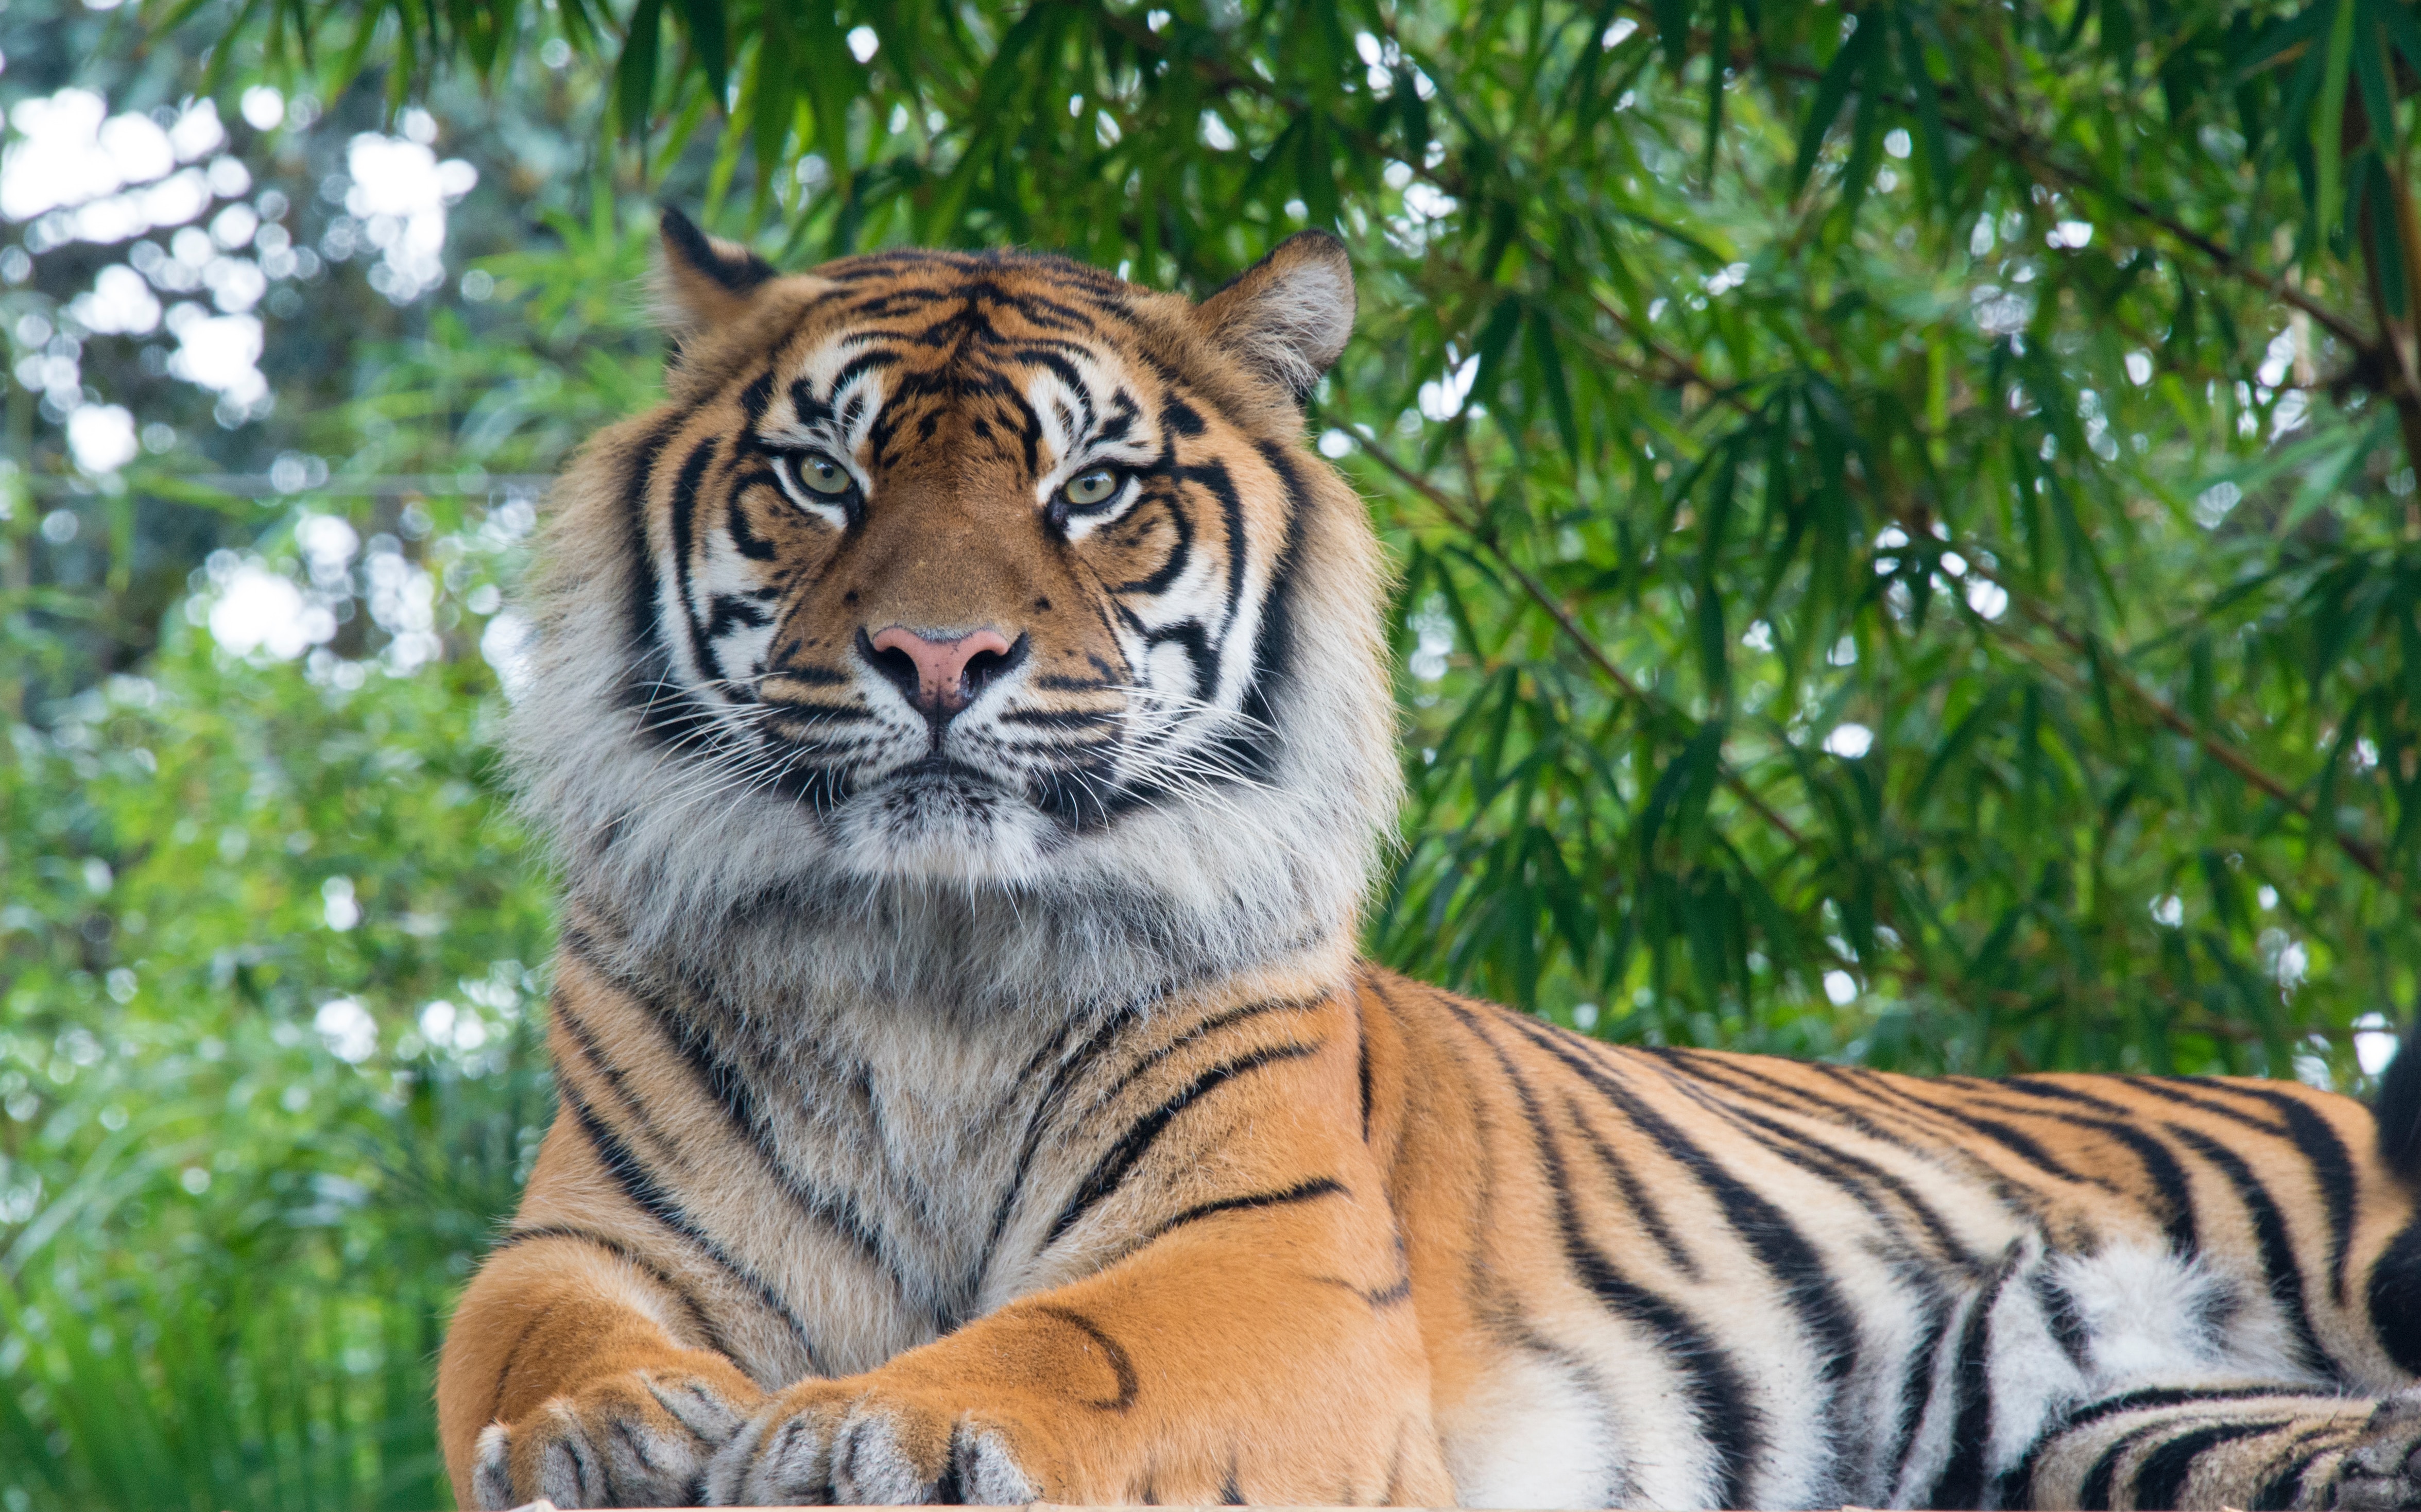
[654,207,778,334]
[1194,230,1355,406]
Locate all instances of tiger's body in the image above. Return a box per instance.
[437,216,2421,1510]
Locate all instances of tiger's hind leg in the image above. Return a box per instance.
[2330,1389,2421,1510]
[2004,1386,2421,1510]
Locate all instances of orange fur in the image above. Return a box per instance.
[436,220,2421,1511]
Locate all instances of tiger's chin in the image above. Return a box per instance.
[823,758,1063,885]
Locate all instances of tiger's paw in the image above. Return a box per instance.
[2325,1389,2421,1510]
[474,1367,766,1510]
[702,1379,1054,1507]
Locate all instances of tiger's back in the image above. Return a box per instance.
[1367,970,2421,1508]
[436,216,2421,1512]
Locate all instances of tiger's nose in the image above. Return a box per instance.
[863,625,1020,717]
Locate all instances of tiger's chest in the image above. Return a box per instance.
[672,998,1092,1379]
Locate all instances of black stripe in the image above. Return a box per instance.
[1031,1305,1138,1411]
[2181,1079,2358,1307]
[558,932,900,1285]
[1500,1013,1864,1398]
[1080,995,1327,1129]
[1355,991,1375,1144]
[666,435,725,684]
[1202,451,1248,641]
[1886,1294,1954,1501]
[982,1006,1151,1262]
[2057,1385,2312,1433]
[1997,1075,2136,1116]
[1200,436,1304,784]
[2251,1422,2357,1510]
[1653,1054,1984,1269]
[494,1224,735,1358]
[735,366,777,426]
[1442,1001,1758,1507]
[1963,1114,2120,1192]
[2131,1418,2293,1509]
[1562,1099,1701,1278]
[2080,1422,2167,1510]
[2127,1075,2292,1135]
[1047,1041,1321,1245]
[552,998,688,1168]
[1896,1077,2203,1254]
[557,1080,822,1369]
[1884,1078,2125,1197]
[1923,1246,2020,1510]
[2165,1123,2330,1377]
[2038,1268,2093,1369]
[620,412,684,666]
[1143,1177,1347,1243]
[2003,1387,2324,1506]
[1671,1050,1945,1144]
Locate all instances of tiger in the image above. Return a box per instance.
[436,208,2421,1512]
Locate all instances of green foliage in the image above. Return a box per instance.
[3,0,2419,1503]
[174,0,2421,1069]
[0,610,553,1509]
[0,181,654,1511]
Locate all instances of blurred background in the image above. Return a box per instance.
[1,0,2416,1503]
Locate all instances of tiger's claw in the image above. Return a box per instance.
[703,1380,1046,1507]
[474,1368,764,1509]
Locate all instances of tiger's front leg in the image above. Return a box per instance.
[440,1232,769,1510]
[704,1240,1443,1506]
[705,992,1452,1508]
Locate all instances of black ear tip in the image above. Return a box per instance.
[659,205,709,257]
[658,206,777,294]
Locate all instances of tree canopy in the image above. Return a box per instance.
[1,0,2418,1503]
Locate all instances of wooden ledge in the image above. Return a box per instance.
[502,1505,1469,1511]
[500,1504,1865,1511]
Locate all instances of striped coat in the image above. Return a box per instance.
[435,216,2421,1511]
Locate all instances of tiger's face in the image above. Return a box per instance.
[512,215,1398,1004]
[653,244,1309,878]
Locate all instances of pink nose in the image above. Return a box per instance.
[867,626,1016,716]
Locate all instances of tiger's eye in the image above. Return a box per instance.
[1063,468,1121,508]
[798,456,852,495]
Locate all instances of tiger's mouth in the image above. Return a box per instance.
[884,753,1009,792]
[863,759,1017,824]
[857,731,1125,832]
